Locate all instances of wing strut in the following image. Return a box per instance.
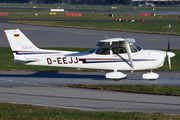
[124,41,135,69]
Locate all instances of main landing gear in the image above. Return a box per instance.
[105,71,127,81]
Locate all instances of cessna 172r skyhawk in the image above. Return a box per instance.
[5,28,175,81]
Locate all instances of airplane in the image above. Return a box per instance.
[4,28,175,81]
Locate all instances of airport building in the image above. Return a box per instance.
[62,0,180,5]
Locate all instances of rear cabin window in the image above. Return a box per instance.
[96,48,110,55]
[96,42,110,47]
[112,41,124,46]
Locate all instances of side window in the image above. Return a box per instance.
[112,47,126,54]
[96,48,110,55]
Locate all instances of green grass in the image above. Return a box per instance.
[0,47,179,71]
[60,84,180,96]
[1,5,180,21]
[3,12,180,20]
[7,20,180,35]
[0,102,179,120]
[1,3,180,22]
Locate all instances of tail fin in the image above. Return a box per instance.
[4,28,39,53]
[4,28,40,63]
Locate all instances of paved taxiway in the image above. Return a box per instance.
[0,71,180,86]
[0,71,180,114]
[1,22,180,49]
[0,23,180,114]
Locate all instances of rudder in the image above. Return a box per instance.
[4,28,40,54]
[4,28,40,63]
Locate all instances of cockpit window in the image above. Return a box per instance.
[96,48,110,55]
[112,47,126,54]
[130,43,142,53]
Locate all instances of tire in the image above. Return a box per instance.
[149,79,156,81]
[113,78,123,81]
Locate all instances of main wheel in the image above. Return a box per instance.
[149,79,156,81]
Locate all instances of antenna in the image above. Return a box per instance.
[104,36,109,39]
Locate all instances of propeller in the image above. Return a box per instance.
[166,38,175,70]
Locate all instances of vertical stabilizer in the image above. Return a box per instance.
[4,28,39,53]
[4,28,40,63]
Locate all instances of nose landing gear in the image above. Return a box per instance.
[142,70,159,81]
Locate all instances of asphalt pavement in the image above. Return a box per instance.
[0,70,180,114]
[1,22,180,49]
[0,22,180,114]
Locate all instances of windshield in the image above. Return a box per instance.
[130,43,142,53]
[88,48,98,53]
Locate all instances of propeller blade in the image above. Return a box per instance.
[166,38,175,70]
[167,37,170,52]
[168,55,171,70]
[167,37,171,70]
[167,52,175,70]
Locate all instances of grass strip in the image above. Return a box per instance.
[7,20,180,35]
[0,47,179,71]
[59,84,180,96]
[0,102,179,120]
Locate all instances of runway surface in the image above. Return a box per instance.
[0,71,180,86]
[0,71,180,114]
[0,23,180,114]
[0,85,180,114]
[1,22,180,49]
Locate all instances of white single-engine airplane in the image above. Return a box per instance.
[5,28,175,81]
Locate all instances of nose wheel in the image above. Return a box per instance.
[142,70,159,81]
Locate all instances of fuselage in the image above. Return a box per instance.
[23,48,167,71]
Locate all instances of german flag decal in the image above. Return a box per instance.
[14,34,20,38]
